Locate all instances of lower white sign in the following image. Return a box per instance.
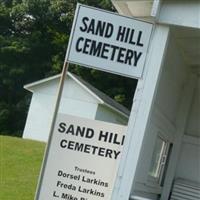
[38,114,127,200]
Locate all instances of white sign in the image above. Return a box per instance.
[65,4,153,79]
[38,114,127,200]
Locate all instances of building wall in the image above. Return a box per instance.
[154,37,189,126]
[159,0,200,29]
[95,104,128,125]
[30,77,99,104]
[23,93,55,142]
[175,79,200,183]
[23,77,99,142]
[23,76,128,142]
[185,80,200,137]
[131,35,189,198]
[175,136,200,183]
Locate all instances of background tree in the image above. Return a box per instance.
[0,0,137,137]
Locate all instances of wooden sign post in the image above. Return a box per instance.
[34,61,69,200]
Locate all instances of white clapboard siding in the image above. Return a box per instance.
[170,179,200,200]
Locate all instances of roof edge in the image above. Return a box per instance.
[23,72,130,116]
[103,102,130,119]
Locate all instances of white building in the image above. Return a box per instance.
[23,72,129,142]
[110,0,200,200]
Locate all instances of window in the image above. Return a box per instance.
[148,135,171,185]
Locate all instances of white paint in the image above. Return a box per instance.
[154,36,189,125]
[111,1,200,73]
[159,0,200,28]
[112,25,170,200]
[175,136,200,183]
[23,75,128,142]
[66,4,153,79]
[23,93,54,141]
[151,0,162,19]
[161,73,197,200]
[185,79,200,137]
[128,32,191,199]
[111,0,154,18]
[38,114,127,200]
[182,135,200,146]
[126,1,153,18]
[112,0,200,29]
[144,36,199,200]
[110,1,200,199]
[95,105,128,126]
[30,77,98,104]
[111,1,133,17]
[170,178,200,200]
[132,34,195,199]
[23,93,98,142]
[128,35,199,200]
[133,122,160,192]
[151,107,175,141]
[130,108,174,199]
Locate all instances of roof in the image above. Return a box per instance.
[24,72,130,118]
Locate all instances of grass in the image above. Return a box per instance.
[0,136,46,200]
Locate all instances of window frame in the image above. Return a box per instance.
[148,133,171,186]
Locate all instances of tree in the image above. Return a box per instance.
[0,0,136,137]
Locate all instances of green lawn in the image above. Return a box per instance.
[0,136,46,200]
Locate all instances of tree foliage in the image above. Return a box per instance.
[0,0,136,136]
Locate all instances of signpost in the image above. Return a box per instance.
[37,114,126,200]
[66,4,153,79]
[35,3,153,200]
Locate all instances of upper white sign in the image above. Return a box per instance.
[65,4,153,79]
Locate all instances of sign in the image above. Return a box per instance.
[38,114,127,200]
[65,4,153,79]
